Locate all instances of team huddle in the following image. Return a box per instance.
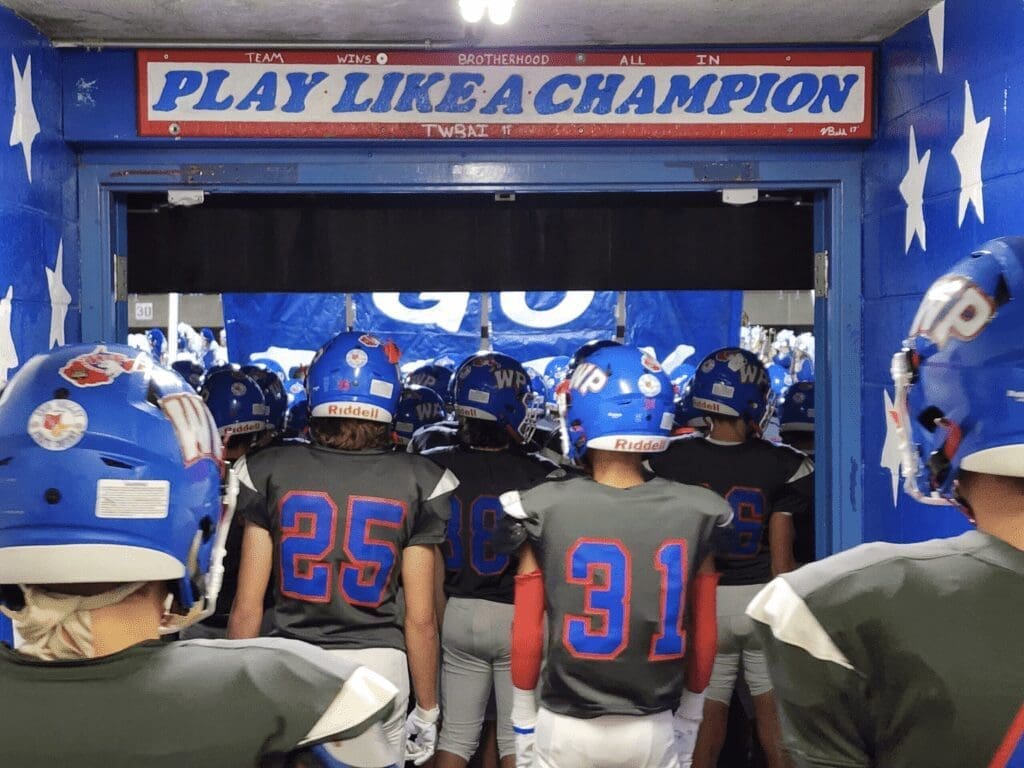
[0,238,1022,768]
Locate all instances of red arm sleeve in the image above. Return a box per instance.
[686,571,719,692]
[511,570,545,690]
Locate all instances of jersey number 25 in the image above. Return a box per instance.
[279,491,407,607]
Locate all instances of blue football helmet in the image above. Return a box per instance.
[0,344,232,630]
[200,368,268,440]
[249,356,287,381]
[559,345,675,463]
[691,347,774,430]
[307,332,402,423]
[542,356,571,412]
[146,328,167,359]
[673,381,708,433]
[453,352,536,442]
[285,400,310,438]
[406,364,453,404]
[567,339,622,377]
[778,381,815,434]
[767,361,790,398]
[891,237,1024,505]
[241,365,287,433]
[171,359,205,391]
[394,385,448,446]
[524,366,548,418]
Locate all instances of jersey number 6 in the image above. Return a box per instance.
[279,491,407,607]
[564,537,688,662]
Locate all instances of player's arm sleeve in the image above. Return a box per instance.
[746,578,872,768]
[686,554,719,692]
[408,465,458,546]
[511,544,545,691]
[235,455,273,531]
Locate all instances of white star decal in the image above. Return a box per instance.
[898,125,931,253]
[0,285,18,383]
[880,390,903,507]
[928,1,945,74]
[951,80,991,227]
[9,55,40,184]
[46,239,71,349]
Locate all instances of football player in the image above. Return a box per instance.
[242,364,289,447]
[180,368,269,640]
[748,237,1024,768]
[647,347,813,768]
[424,352,562,768]
[777,381,816,563]
[395,384,448,448]
[407,365,460,454]
[228,332,459,766]
[0,344,398,767]
[502,344,731,768]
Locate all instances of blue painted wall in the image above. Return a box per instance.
[862,0,1018,542]
[0,7,79,387]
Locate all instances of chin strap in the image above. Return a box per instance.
[2,582,147,660]
[161,465,240,635]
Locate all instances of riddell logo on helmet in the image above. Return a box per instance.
[327,403,378,418]
[613,436,667,451]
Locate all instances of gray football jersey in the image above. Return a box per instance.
[0,637,395,768]
[504,476,731,718]
[238,443,457,650]
[748,531,1024,768]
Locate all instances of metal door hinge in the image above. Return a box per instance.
[114,254,128,302]
[814,250,829,298]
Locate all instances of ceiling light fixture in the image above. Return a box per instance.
[459,0,488,24]
[487,0,516,25]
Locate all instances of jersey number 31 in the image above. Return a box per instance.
[564,537,688,662]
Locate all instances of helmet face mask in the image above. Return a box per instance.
[891,237,1024,506]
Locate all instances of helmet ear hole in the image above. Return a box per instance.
[994,274,1011,307]
[198,515,214,543]
[917,405,944,432]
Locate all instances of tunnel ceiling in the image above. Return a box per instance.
[2,0,935,46]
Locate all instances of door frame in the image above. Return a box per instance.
[78,143,863,554]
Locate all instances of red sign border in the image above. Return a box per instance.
[137,49,875,142]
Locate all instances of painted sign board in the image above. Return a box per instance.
[138,49,873,140]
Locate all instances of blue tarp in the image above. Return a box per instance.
[223,290,741,372]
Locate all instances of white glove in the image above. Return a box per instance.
[673,689,706,768]
[404,704,440,766]
[512,686,538,768]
